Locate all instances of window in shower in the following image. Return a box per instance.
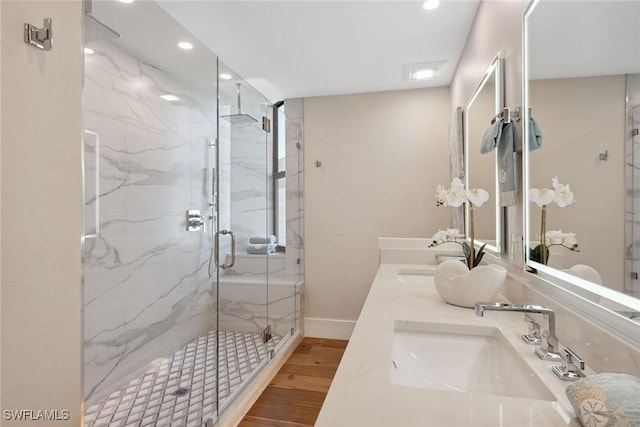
[273,103,287,249]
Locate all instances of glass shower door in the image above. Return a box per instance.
[215,62,271,417]
[266,105,301,356]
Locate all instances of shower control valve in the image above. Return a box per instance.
[186,210,205,231]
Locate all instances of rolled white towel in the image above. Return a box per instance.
[247,244,275,255]
[249,235,276,245]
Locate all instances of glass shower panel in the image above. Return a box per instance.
[267,106,302,356]
[82,1,219,425]
[216,62,272,416]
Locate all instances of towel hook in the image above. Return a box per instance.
[599,150,608,161]
[24,18,53,51]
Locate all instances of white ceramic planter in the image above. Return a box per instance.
[434,260,507,308]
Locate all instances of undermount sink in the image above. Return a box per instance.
[390,320,556,401]
[396,267,436,283]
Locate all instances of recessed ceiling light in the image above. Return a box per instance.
[160,94,180,102]
[219,73,233,80]
[177,42,193,50]
[403,60,447,81]
[412,69,438,80]
[84,47,94,55]
[119,0,134,3]
[422,0,440,10]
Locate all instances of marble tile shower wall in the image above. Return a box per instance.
[83,40,220,404]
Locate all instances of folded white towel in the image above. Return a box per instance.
[249,235,276,244]
[247,244,275,255]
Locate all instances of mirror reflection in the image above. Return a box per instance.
[465,56,502,254]
[525,0,640,308]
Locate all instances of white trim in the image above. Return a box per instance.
[304,317,355,340]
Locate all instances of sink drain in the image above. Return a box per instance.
[172,386,191,397]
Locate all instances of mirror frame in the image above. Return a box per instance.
[522,0,640,335]
[464,54,504,257]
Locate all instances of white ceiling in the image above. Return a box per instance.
[157,0,480,102]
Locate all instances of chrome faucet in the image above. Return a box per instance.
[475,302,562,361]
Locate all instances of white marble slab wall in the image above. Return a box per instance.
[82,40,218,404]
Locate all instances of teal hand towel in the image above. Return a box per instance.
[498,122,516,206]
[529,117,543,151]
[480,117,503,154]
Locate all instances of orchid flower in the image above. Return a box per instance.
[432,179,489,269]
[551,176,575,207]
[529,187,555,207]
[445,177,467,207]
[467,188,490,207]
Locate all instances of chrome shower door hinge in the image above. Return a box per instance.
[262,116,271,133]
[262,325,272,343]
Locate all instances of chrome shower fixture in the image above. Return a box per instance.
[220,83,258,124]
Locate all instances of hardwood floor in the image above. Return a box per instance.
[238,337,348,427]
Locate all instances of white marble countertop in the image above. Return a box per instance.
[315,263,587,427]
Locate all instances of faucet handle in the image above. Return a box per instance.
[552,347,586,381]
[522,314,542,345]
[534,330,563,361]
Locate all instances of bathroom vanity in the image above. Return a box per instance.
[315,256,586,426]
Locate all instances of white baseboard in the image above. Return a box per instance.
[304,317,355,340]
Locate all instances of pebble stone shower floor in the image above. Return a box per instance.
[84,330,281,427]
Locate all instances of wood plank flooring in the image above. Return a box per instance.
[238,337,348,427]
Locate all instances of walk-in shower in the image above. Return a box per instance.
[81,2,302,426]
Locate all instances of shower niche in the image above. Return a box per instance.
[81,2,302,426]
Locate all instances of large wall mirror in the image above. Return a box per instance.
[465,55,503,256]
[524,0,640,318]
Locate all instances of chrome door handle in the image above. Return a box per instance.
[215,229,235,269]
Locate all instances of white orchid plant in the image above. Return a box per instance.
[431,177,489,269]
[528,177,579,265]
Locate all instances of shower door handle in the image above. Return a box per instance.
[215,229,236,269]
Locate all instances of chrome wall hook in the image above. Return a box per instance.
[24,18,53,51]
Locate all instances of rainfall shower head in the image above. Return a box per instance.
[222,113,259,125]
[221,84,258,124]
